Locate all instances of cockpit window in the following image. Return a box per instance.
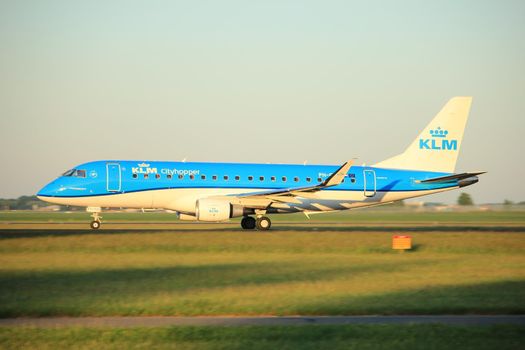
[75,170,86,178]
[62,169,75,177]
[61,169,86,178]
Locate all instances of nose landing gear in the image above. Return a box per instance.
[90,220,101,230]
[87,207,102,230]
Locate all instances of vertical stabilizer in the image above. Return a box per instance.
[374,97,472,173]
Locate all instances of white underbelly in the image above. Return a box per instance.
[40,186,456,214]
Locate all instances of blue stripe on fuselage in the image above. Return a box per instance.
[38,160,455,198]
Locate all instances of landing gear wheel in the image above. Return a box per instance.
[90,220,101,230]
[256,216,271,231]
[241,216,256,230]
[88,209,102,230]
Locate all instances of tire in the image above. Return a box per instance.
[90,221,101,230]
[255,216,271,230]
[241,216,256,230]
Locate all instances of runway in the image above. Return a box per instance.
[1,315,525,328]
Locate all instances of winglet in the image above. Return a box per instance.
[322,160,354,187]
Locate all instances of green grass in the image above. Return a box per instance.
[1,210,524,224]
[1,228,524,317]
[1,325,524,350]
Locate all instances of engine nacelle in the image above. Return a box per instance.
[195,198,245,222]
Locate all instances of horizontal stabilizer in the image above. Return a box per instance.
[416,172,486,184]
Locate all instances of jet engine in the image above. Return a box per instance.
[195,198,246,222]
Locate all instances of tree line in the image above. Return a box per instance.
[0,196,73,211]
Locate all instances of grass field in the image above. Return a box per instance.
[1,211,524,348]
[1,210,524,317]
[1,325,524,350]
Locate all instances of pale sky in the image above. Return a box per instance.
[1,0,524,203]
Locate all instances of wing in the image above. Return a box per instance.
[212,160,354,208]
[239,160,354,197]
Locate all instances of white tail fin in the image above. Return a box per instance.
[374,97,472,173]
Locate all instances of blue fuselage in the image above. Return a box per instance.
[38,160,454,200]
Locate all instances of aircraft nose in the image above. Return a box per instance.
[37,181,60,198]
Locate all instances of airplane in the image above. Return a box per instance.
[37,97,484,230]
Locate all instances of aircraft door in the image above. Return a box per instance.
[363,169,376,197]
[106,163,121,192]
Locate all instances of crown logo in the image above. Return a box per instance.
[429,127,448,138]
[138,162,150,167]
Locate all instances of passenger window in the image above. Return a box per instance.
[294,177,299,182]
[248,176,253,181]
[201,175,206,180]
[259,176,264,181]
[167,174,172,179]
[190,174,195,180]
[306,177,311,182]
[132,173,138,179]
[317,177,322,182]
[235,175,240,181]
[271,176,276,182]
[144,174,149,179]
[224,175,229,180]
[212,175,217,180]
[155,174,160,179]
[178,174,183,179]
[282,176,287,182]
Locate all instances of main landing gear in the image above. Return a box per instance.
[241,216,271,231]
[87,207,102,230]
[241,216,256,229]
